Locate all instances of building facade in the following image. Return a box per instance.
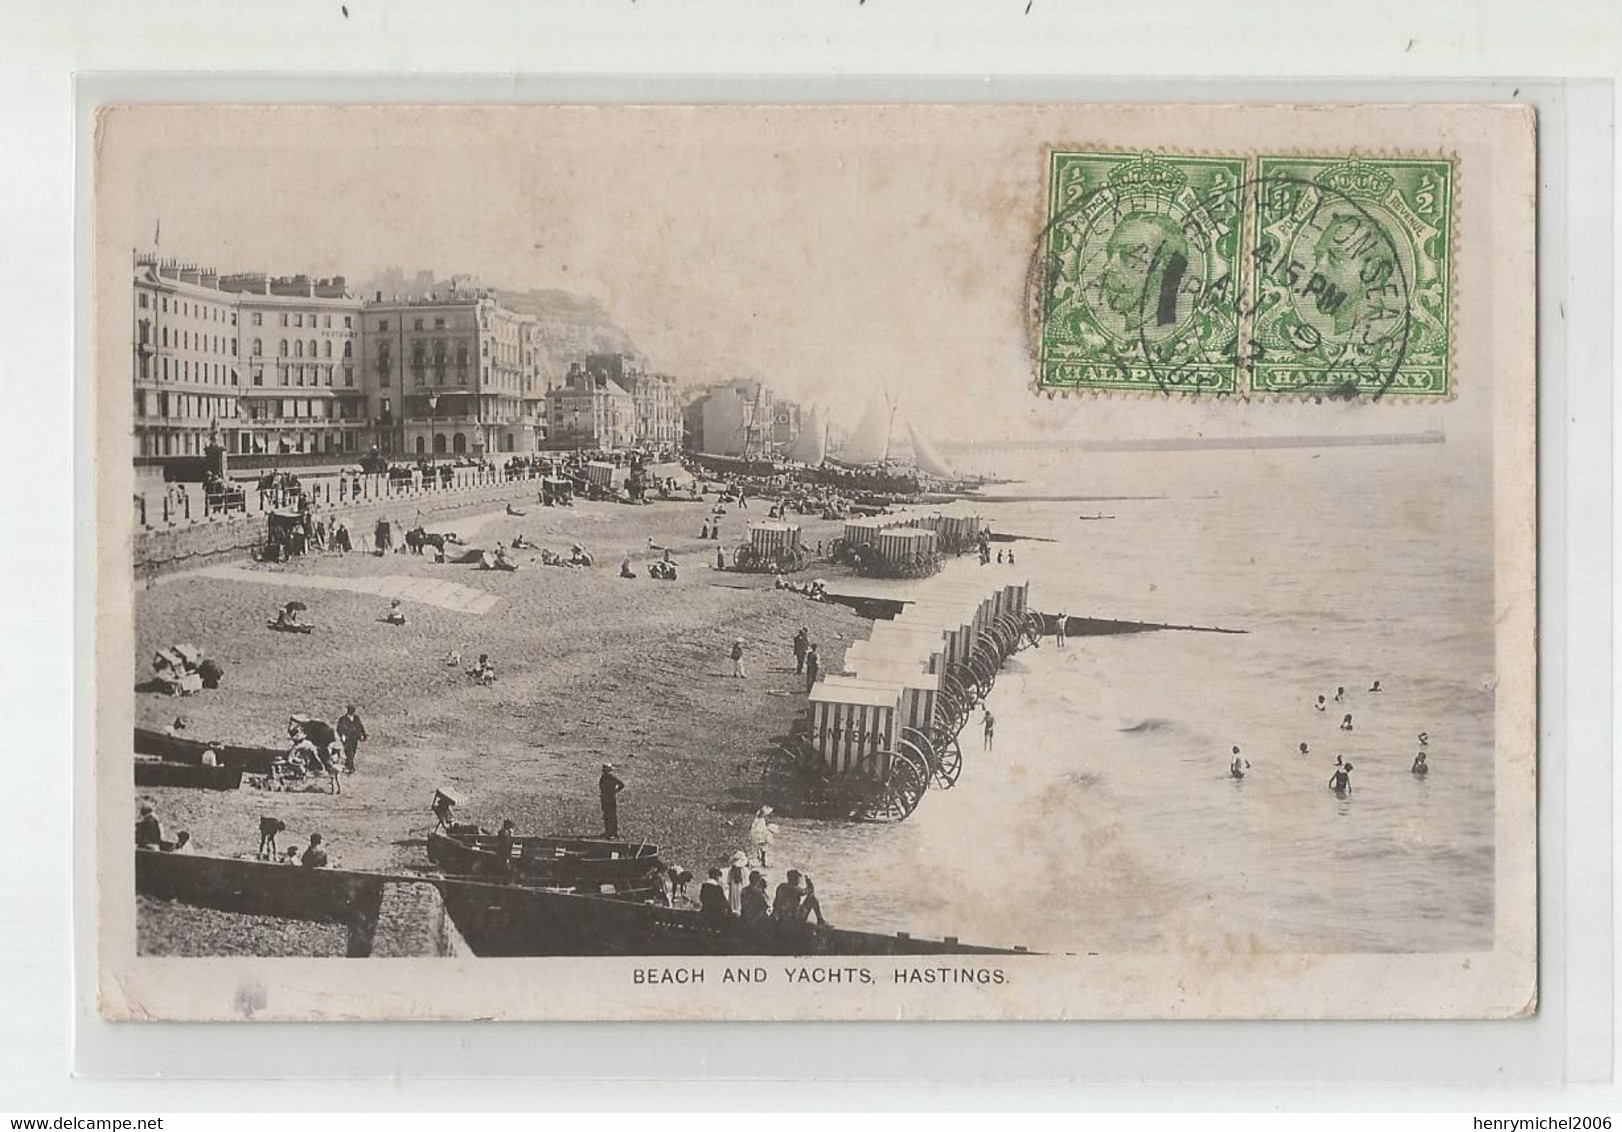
[131,253,679,466]
[360,285,532,459]
[132,257,244,460]
[687,379,774,458]
[223,273,365,458]
[545,363,636,449]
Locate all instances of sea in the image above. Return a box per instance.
[778,441,1497,955]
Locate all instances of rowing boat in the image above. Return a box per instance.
[134,727,280,774]
[134,757,244,791]
[425,830,664,889]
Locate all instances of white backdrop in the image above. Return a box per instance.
[0,1,1614,1110]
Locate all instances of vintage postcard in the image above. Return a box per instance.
[93,103,1536,1021]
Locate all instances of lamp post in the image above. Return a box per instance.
[572,406,581,457]
[427,391,440,476]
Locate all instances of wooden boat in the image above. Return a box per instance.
[133,727,280,775]
[425,829,664,889]
[134,756,244,791]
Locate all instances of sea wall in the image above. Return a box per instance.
[135,471,550,581]
[369,880,473,958]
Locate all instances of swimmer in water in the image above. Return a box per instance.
[1228,745,1249,779]
[1412,751,1429,776]
[1369,679,1383,693]
[1329,761,1354,795]
[1417,731,1429,747]
[1334,686,1346,703]
[1314,695,1327,713]
[1298,742,1310,756]
[1339,714,1354,732]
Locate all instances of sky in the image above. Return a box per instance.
[104,105,1489,446]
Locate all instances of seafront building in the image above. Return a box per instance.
[131,256,246,460]
[222,272,365,459]
[131,252,700,467]
[361,283,531,459]
[544,361,637,450]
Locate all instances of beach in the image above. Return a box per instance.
[134,497,864,902]
[134,441,1495,957]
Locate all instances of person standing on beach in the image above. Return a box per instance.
[730,638,747,678]
[336,705,368,774]
[983,709,996,751]
[374,516,393,555]
[792,627,810,674]
[599,763,625,838]
[333,522,351,555]
[1054,611,1067,649]
[803,643,821,691]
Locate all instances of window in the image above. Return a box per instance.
[378,319,389,332]
[343,316,352,329]
[434,317,445,329]
[323,340,332,358]
[325,366,333,387]
[482,366,489,383]
[342,341,352,358]
[252,339,262,356]
[231,340,238,357]
[323,315,331,329]
[310,340,317,358]
[138,293,148,309]
[231,369,238,386]
[482,341,489,357]
[295,313,303,328]
[230,311,237,326]
[344,366,353,387]
[413,318,424,331]
[280,313,288,327]
[294,341,303,358]
[252,312,262,326]
[162,297,168,313]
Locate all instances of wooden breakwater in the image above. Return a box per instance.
[135,851,1027,958]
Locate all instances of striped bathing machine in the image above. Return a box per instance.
[818,674,937,743]
[807,682,901,776]
[862,622,953,672]
[749,521,801,557]
[841,517,889,547]
[889,609,974,668]
[583,461,626,490]
[874,527,938,574]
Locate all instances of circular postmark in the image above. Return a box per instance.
[1026,154,1243,397]
[1028,160,1416,401]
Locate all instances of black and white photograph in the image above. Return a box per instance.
[94,103,1537,1022]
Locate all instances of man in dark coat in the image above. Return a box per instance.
[792,627,810,674]
[599,763,625,838]
[335,705,368,774]
[803,643,820,692]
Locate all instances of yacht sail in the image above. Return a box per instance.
[787,406,827,465]
[841,388,894,465]
[906,419,954,479]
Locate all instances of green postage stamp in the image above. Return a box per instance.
[1035,151,1455,399]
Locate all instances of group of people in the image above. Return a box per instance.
[691,860,828,931]
[255,817,329,867]
[1223,679,1433,797]
[790,627,824,690]
[135,801,192,854]
[269,708,369,792]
